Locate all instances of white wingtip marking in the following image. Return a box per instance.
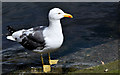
[7,36,16,41]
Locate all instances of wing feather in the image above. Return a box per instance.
[15,26,46,50]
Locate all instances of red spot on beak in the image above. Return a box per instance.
[68,16,71,18]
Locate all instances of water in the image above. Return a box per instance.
[2,2,119,74]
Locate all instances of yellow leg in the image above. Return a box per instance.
[41,54,51,73]
[41,54,44,65]
[48,53,59,65]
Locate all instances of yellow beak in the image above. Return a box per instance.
[64,13,73,18]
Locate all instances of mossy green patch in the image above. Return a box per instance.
[68,60,119,74]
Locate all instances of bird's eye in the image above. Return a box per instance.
[58,13,61,14]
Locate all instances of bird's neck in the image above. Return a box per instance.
[48,20,62,33]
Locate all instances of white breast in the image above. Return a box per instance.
[43,27,64,50]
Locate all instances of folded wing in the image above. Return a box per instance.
[12,26,46,50]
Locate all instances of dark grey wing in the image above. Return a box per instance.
[19,26,46,50]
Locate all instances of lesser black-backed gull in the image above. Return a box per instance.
[6,8,73,72]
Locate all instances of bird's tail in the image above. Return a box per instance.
[7,26,16,35]
[6,26,16,41]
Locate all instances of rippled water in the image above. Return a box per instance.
[2,2,119,74]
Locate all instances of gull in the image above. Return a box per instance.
[6,8,73,72]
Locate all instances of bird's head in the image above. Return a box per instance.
[48,8,73,20]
